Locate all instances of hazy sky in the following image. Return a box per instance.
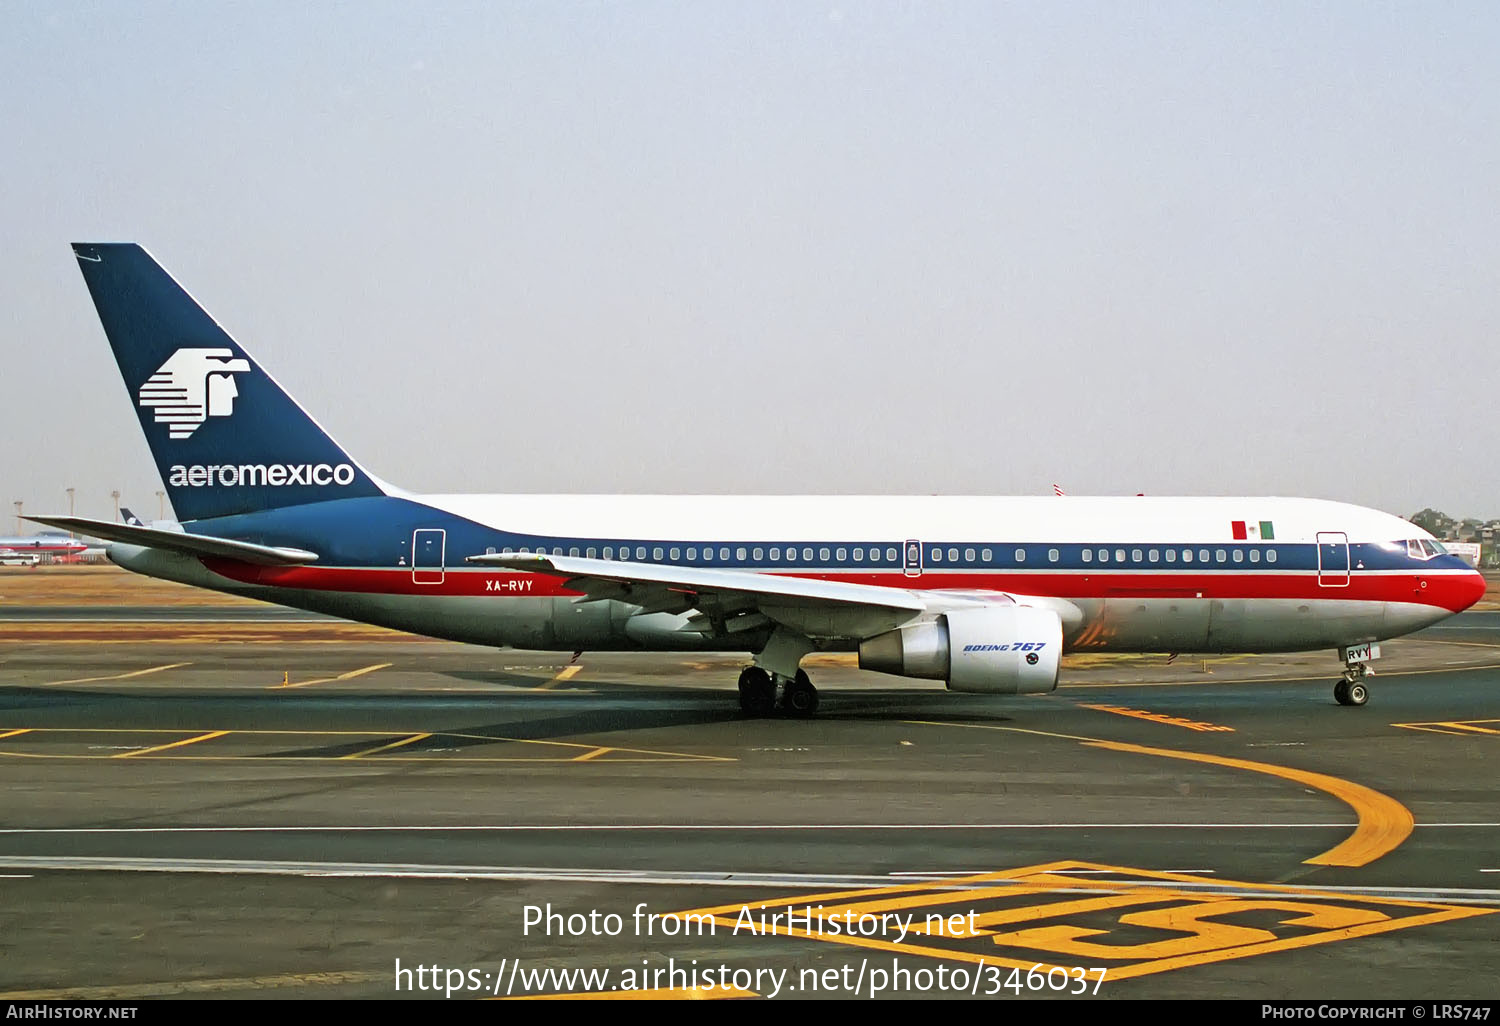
[3,2,1497,526]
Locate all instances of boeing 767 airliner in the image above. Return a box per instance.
[29,244,1485,714]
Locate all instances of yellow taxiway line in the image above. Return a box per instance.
[273,662,392,690]
[1082,739,1413,867]
[905,720,1413,867]
[40,662,192,687]
[339,732,433,760]
[538,664,584,690]
[112,730,229,759]
[1080,704,1235,732]
[506,986,757,1000]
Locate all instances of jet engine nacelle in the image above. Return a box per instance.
[858,605,1062,695]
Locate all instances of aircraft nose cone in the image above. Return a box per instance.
[1459,568,1488,611]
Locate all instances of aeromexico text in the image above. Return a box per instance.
[167,463,356,487]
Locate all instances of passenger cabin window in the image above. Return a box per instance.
[982,547,992,561]
[1131,548,1142,562]
[965,547,975,562]
[669,547,680,560]
[1165,549,1176,563]
[570,547,580,557]
[836,547,847,561]
[1232,549,1244,563]
[586,547,597,558]
[1267,549,1278,563]
[752,547,763,561]
[1114,549,1126,563]
[886,547,898,562]
[819,547,831,562]
[1148,549,1159,562]
[932,549,943,563]
[719,547,730,560]
[737,547,748,561]
[770,547,780,561]
[1098,548,1109,562]
[1048,548,1059,562]
[948,547,958,562]
[1199,549,1210,563]
[804,547,814,562]
[853,548,863,562]
[1015,548,1026,562]
[1082,549,1093,563]
[1250,549,1260,563]
[635,547,645,560]
[1215,549,1226,563]
[653,547,663,560]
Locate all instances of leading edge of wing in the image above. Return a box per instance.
[23,515,318,566]
[465,551,927,614]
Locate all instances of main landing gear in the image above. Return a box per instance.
[737,666,819,718]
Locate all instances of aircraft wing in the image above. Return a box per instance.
[466,551,928,639]
[23,516,318,566]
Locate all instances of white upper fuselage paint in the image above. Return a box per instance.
[425,494,1423,546]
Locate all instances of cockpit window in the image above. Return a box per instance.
[1405,539,1443,560]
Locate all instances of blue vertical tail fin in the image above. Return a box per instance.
[71,243,387,522]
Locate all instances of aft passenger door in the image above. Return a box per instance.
[412,529,446,585]
[1316,531,1349,587]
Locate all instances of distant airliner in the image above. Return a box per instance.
[0,533,88,566]
[29,244,1485,713]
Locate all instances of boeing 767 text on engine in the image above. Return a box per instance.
[30,244,1484,714]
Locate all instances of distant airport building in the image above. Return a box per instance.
[1442,541,1482,568]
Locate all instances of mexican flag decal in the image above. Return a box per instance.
[1232,520,1275,540]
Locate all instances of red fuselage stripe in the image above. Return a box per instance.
[200,563,1482,613]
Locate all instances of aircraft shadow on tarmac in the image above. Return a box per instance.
[0,684,1019,752]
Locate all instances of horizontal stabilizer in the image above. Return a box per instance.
[24,516,318,566]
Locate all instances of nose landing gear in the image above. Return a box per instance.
[1334,664,1371,706]
[1333,644,1378,706]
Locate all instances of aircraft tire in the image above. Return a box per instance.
[738,667,777,717]
[783,672,819,717]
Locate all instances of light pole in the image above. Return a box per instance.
[156,490,165,521]
[12,500,21,535]
[66,487,75,537]
[111,490,121,523]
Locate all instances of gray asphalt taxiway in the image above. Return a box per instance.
[0,616,1497,1000]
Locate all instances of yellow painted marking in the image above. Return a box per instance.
[537,664,584,690]
[40,662,191,687]
[340,732,432,760]
[0,969,387,1000]
[508,986,757,1000]
[0,728,734,763]
[674,859,1494,983]
[1085,739,1412,867]
[0,729,31,741]
[112,730,229,759]
[1060,660,1500,689]
[1393,719,1500,737]
[273,662,391,690]
[1080,704,1235,732]
[905,719,1412,866]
